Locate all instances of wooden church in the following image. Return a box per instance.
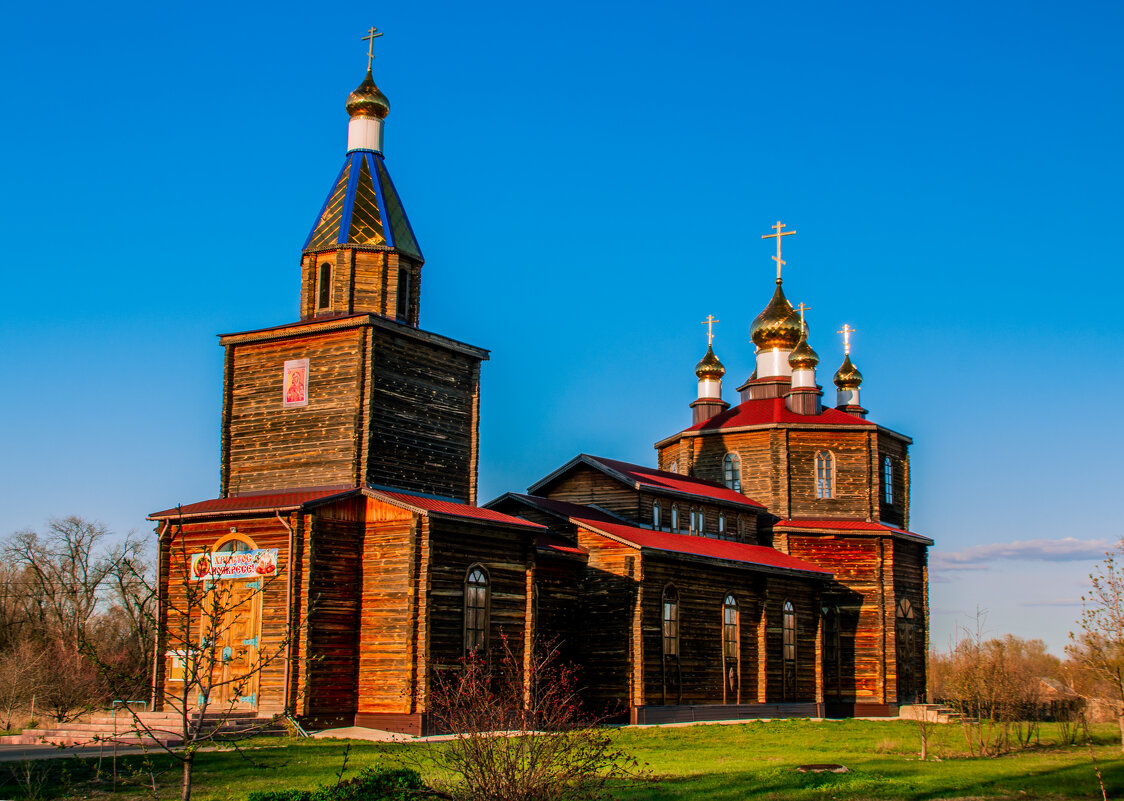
[149,50,931,734]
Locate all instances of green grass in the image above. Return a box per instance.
[5,719,1123,800]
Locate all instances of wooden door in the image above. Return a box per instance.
[212,578,263,708]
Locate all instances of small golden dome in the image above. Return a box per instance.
[750,283,803,351]
[695,345,725,380]
[833,354,863,389]
[789,333,819,370]
[346,69,390,119]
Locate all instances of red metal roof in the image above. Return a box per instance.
[572,517,831,576]
[685,397,872,431]
[150,487,356,520]
[369,489,546,529]
[536,531,587,558]
[776,518,932,544]
[581,456,766,509]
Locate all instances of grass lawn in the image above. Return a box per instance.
[3,719,1122,800]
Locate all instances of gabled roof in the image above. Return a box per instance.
[486,493,627,526]
[150,485,543,531]
[149,487,357,520]
[775,518,933,546]
[304,151,422,260]
[528,454,766,510]
[571,516,831,578]
[687,397,873,432]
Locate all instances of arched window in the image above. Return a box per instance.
[883,456,893,504]
[662,585,679,657]
[782,600,796,663]
[670,505,679,533]
[698,510,707,537]
[718,513,726,539]
[815,451,834,499]
[316,263,332,311]
[652,501,661,530]
[723,595,739,660]
[669,461,679,475]
[723,453,741,492]
[464,566,489,652]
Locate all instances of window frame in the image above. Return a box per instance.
[670,504,679,533]
[396,266,411,321]
[723,594,739,660]
[782,599,796,663]
[652,500,661,530]
[662,584,680,658]
[815,450,835,500]
[883,456,893,505]
[463,564,490,653]
[316,263,332,311]
[723,452,742,492]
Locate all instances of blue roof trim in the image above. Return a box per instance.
[367,152,394,249]
[303,158,349,250]
[336,152,362,246]
[376,155,423,261]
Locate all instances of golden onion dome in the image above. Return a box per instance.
[346,69,390,119]
[695,344,725,380]
[833,354,863,389]
[749,283,803,350]
[789,333,819,370]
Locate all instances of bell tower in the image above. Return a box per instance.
[300,29,423,325]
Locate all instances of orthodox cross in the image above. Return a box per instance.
[795,302,810,333]
[362,27,384,71]
[761,220,796,282]
[702,315,719,345]
[837,323,855,355]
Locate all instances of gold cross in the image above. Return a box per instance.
[837,324,855,355]
[796,302,811,333]
[761,220,796,283]
[362,27,384,72]
[701,315,719,345]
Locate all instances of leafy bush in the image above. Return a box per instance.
[313,767,424,801]
[247,767,425,801]
[248,791,311,801]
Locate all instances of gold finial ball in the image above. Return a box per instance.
[833,354,863,389]
[750,284,804,350]
[346,69,390,120]
[788,335,819,370]
[695,344,725,380]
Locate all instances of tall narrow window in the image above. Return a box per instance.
[883,456,893,504]
[782,600,796,663]
[652,501,661,530]
[464,566,489,652]
[662,585,679,657]
[669,461,679,475]
[698,510,706,537]
[723,595,739,659]
[815,451,834,499]
[396,267,411,321]
[723,453,741,492]
[316,263,332,310]
[671,505,679,533]
[718,513,726,539]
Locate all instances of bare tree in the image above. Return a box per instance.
[419,635,647,801]
[90,520,302,801]
[1068,540,1124,752]
[0,639,46,730]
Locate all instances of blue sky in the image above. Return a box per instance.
[2,0,1122,656]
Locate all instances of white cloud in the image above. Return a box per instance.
[931,537,1116,572]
